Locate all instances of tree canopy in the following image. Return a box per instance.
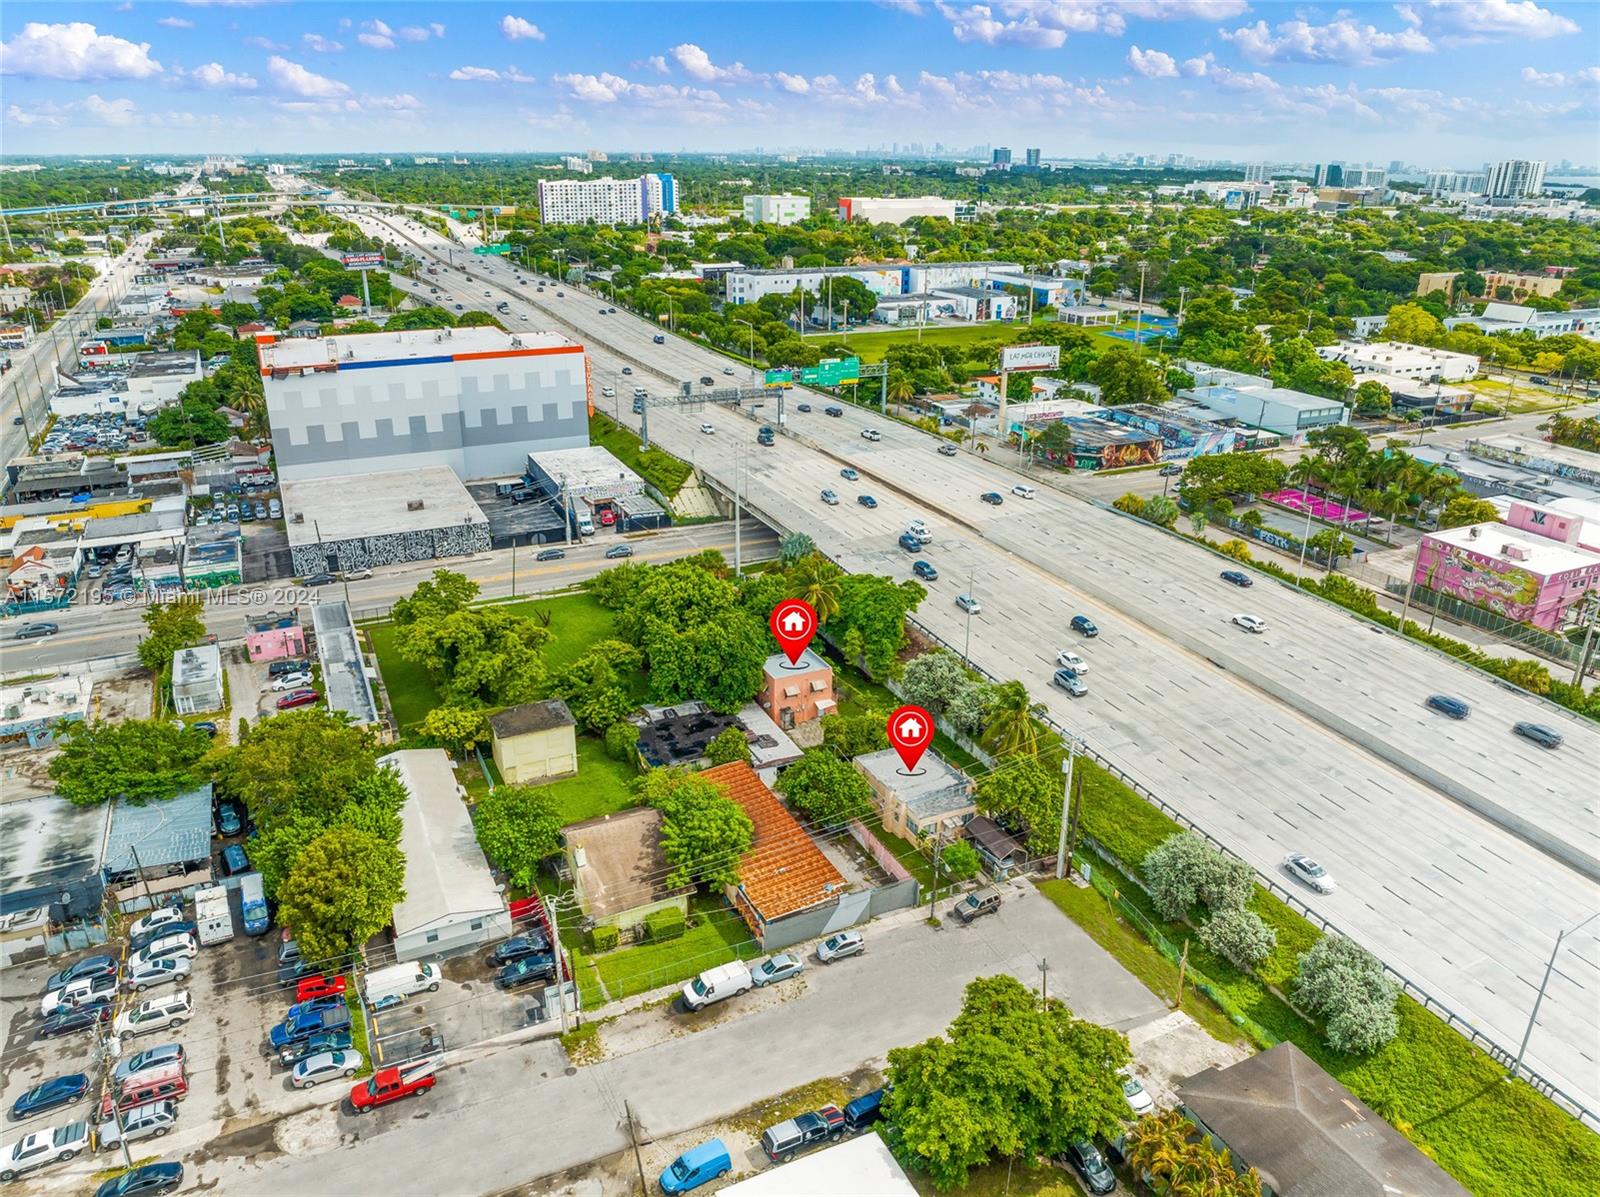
[775,748,874,828]
[636,768,754,889]
[48,718,212,807]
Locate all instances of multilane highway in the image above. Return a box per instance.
[353,206,1600,1114]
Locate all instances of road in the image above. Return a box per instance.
[352,206,1600,1115]
[0,522,776,674]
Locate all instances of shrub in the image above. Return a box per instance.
[1295,935,1400,1055]
[604,720,640,763]
[643,906,686,942]
[1199,907,1277,971]
[588,923,620,953]
[1142,831,1254,919]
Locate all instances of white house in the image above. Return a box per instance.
[171,645,222,715]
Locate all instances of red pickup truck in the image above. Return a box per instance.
[349,1059,436,1113]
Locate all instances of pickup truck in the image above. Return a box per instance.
[349,1059,437,1113]
[268,999,352,1050]
[760,1105,845,1164]
[0,1121,91,1182]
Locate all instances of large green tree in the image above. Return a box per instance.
[1089,346,1171,407]
[775,749,874,827]
[975,755,1061,855]
[820,710,891,759]
[138,596,207,678]
[980,680,1046,758]
[472,784,565,891]
[638,769,754,889]
[48,719,211,807]
[249,769,405,898]
[830,575,926,676]
[274,825,406,964]
[886,975,1131,1190]
[216,709,380,830]
[398,605,549,707]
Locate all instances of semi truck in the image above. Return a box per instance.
[193,885,234,946]
[238,873,270,936]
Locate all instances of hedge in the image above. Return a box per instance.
[588,923,620,953]
[643,906,686,942]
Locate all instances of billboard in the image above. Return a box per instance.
[800,356,862,387]
[1001,343,1061,372]
[340,253,384,269]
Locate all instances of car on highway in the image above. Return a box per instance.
[557,291,565,297]
[605,544,634,559]
[1054,668,1087,697]
[861,428,882,441]
[1512,721,1563,750]
[897,532,922,552]
[12,621,58,640]
[749,954,805,988]
[93,1162,185,1197]
[1070,615,1098,638]
[912,560,938,581]
[722,366,734,375]
[700,422,715,435]
[271,671,314,692]
[292,1050,363,1089]
[598,307,608,314]
[1231,613,1267,634]
[938,443,958,456]
[979,491,1003,505]
[1425,694,1470,720]
[9,1074,90,1122]
[857,495,877,508]
[839,467,859,481]
[276,689,321,710]
[1283,852,1336,894]
[796,403,812,412]
[816,931,865,964]
[1159,463,1184,476]
[1012,484,1036,499]
[653,334,666,344]
[1220,569,1253,587]
[1056,650,1088,673]
[955,593,981,614]
[455,304,463,310]
[46,955,118,993]
[700,376,715,386]
[536,548,566,562]
[621,366,632,374]
[819,489,839,505]
[824,405,844,417]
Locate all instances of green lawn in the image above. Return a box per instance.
[363,621,435,734]
[589,412,693,497]
[528,735,640,825]
[592,894,759,1001]
[861,815,937,892]
[841,315,1150,365]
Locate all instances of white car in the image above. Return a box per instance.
[956,593,982,614]
[343,568,373,581]
[700,422,715,435]
[1231,613,1267,634]
[123,955,191,993]
[272,671,313,691]
[291,1049,364,1089]
[601,386,615,397]
[861,428,882,441]
[1056,650,1089,674]
[126,905,188,944]
[816,931,865,963]
[1122,1073,1155,1117]
[0,1122,91,1183]
[722,366,735,375]
[40,974,116,1018]
[1283,852,1336,894]
[115,990,193,1038]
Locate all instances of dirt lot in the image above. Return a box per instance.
[0,673,153,800]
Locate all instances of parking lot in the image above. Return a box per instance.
[37,410,150,458]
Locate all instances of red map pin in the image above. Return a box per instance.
[886,704,935,774]
[769,599,818,666]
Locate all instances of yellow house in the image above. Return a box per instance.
[488,699,577,784]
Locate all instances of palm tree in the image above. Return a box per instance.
[1126,1111,1192,1189]
[980,680,1045,758]
[1375,484,1411,543]
[887,374,914,413]
[788,554,842,624]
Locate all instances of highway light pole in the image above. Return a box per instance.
[1054,746,1077,880]
[1511,911,1598,1085]
[962,570,975,665]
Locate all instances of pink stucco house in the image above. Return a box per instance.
[246,610,306,662]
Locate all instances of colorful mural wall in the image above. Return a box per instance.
[1413,534,1600,631]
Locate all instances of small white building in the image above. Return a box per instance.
[382,749,513,962]
[1316,341,1479,382]
[171,644,223,715]
[743,194,811,225]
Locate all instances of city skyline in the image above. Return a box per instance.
[2,1,1597,162]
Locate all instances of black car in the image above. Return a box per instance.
[268,659,312,678]
[824,405,843,417]
[192,721,218,737]
[1059,1141,1117,1194]
[604,544,634,559]
[535,548,566,562]
[94,1162,185,1197]
[130,921,197,954]
[1219,569,1253,587]
[1513,721,1563,749]
[486,933,553,967]
[980,492,1004,505]
[303,572,336,586]
[700,376,715,386]
[1425,694,1470,720]
[1070,615,1099,638]
[857,495,878,508]
[796,403,812,413]
[38,1001,111,1039]
[496,955,557,989]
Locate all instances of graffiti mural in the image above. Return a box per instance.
[1099,441,1161,470]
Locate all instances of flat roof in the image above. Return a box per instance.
[722,1135,916,1197]
[381,749,506,935]
[1023,417,1160,448]
[259,325,580,372]
[564,806,692,922]
[526,446,645,494]
[933,285,999,299]
[172,643,221,686]
[1424,522,1600,574]
[1099,402,1231,436]
[129,350,200,378]
[1468,435,1600,475]
[281,467,487,547]
[763,648,829,679]
[311,600,378,726]
[0,793,110,888]
[702,761,846,922]
[103,784,213,874]
[0,674,92,726]
[1186,382,1344,414]
[489,699,575,739]
[854,749,974,819]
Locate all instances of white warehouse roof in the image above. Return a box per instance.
[721,1135,916,1197]
[381,749,505,938]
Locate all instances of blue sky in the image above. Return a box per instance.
[2,2,1596,165]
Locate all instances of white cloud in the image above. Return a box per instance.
[6,100,66,127]
[158,17,195,29]
[1220,18,1433,65]
[669,43,758,83]
[266,55,350,98]
[0,22,162,80]
[1127,45,1178,77]
[364,92,423,111]
[501,15,545,41]
[935,3,1070,48]
[1521,65,1600,88]
[358,20,395,50]
[188,61,258,89]
[505,67,536,84]
[82,94,138,125]
[876,0,926,12]
[245,36,286,51]
[1182,53,1213,76]
[450,66,502,82]
[398,25,443,43]
[1413,0,1578,41]
[302,34,343,53]
[552,71,730,115]
[775,71,811,94]
[933,0,1245,47]
[1113,0,1248,18]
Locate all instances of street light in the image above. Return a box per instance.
[1510,910,1599,1085]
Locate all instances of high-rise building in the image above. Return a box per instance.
[1025,148,1041,168]
[1344,167,1388,189]
[1486,159,1546,199]
[743,194,812,225]
[992,147,1012,166]
[1426,169,1488,197]
[1314,163,1344,188]
[1243,163,1270,184]
[536,174,677,225]
[1388,160,1404,174]
[560,155,593,175]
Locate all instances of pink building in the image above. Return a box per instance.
[245,611,306,662]
[758,649,835,730]
[1414,502,1600,631]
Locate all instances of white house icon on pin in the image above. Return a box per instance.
[897,715,924,740]
[781,610,808,633]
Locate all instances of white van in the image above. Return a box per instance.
[1011,484,1036,500]
[576,512,595,536]
[364,962,441,1008]
[681,961,752,1012]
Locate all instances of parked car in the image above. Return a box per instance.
[604,544,634,559]
[37,1004,110,1039]
[496,956,558,990]
[1219,569,1253,588]
[268,659,311,678]
[819,489,840,505]
[1070,615,1098,637]
[1231,613,1267,634]
[92,1162,184,1197]
[1055,650,1088,674]
[127,933,197,971]
[760,1105,845,1163]
[955,593,981,614]
[1054,668,1088,697]
[271,671,314,692]
[1283,852,1336,894]
[114,991,192,1039]
[215,800,243,837]
[303,572,336,586]
[9,1075,90,1122]
[1059,1140,1117,1194]
[94,1099,177,1152]
[857,495,877,508]
[129,921,196,955]
[912,560,939,581]
[839,467,859,481]
[843,1088,887,1135]
[1122,1074,1154,1117]
[342,568,373,581]
[938,443,958,457]
[979,491,1004,505]
[349,1059,437,1113]
[0,1122,91,1182]
[952,887,1002,924]
[658,1139,731,1193]
[276,689,321,710]
[41,973,117,1018]
[122,956,191,994]
[1425,694,1470,720]
[680,962,751,1011]
[1513,721,1563,749]
[749,954,804,988]
[277,1029,354,1069]
[487,934,552,966]
[535,548,566,562]
[46,955,117,993]
[294,975,347,1003]
[291,1050,363,1089]
[222,843,251,876]
[816,931,864,964]
[113,1045,185,1085]
[1159,463,1184,476]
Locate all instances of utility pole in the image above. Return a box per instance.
[543,892,570,1034]
[1174,938,1190,1011]
[1054,741,1079,879]
[1571,591,1599,686]
[927,823,946,920]
[561,482,571,546]
[1039,957,1050,1003]
[1398,543,1422,631]
[1063,763,1085,881]
[510,540,517,599]
[1134,260,1148,346]
[734,447,743,577]
[624,1101,649,1196]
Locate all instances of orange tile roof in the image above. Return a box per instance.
[701,761,846,925]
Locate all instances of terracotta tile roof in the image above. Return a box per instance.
[701,761,845,925]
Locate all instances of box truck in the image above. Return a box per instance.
[193,885,234,946]
[238,872,270,936]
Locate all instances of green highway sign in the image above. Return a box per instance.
[800,356,862,387]
[763,368,793,388]
[473,243,512,255]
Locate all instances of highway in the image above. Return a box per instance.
[351,205,1600,1115]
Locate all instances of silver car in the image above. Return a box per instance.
[291,1049,363,1089]
[123,955,191,993]
[1283,852,1336,894]
[750,953,804,987]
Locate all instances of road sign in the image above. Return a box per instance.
[763,368,793,388]
[799,356,861,387]
[472,243,512,255]
[339,252,384,269]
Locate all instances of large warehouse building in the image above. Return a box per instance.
[260,327,590,483]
